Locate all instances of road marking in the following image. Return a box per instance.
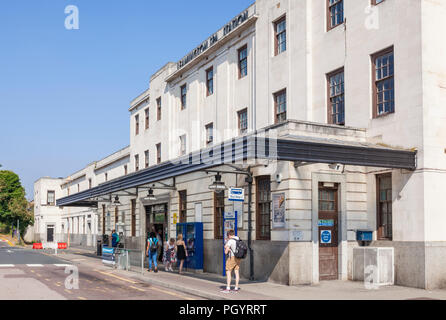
[0,264,14,267]
[129,286,146,292]
[64,289,73,295]
[54,264,71,267]
[78,297,87,300]
[96,270,138,284]
[27,264,44,267]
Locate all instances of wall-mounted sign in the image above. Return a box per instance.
[176,9,252,71]
[318,219,335,227]
[224,211,235,219]
[272,193,286,228]
[229,187,244,202]
[173,212,178,225]
[321,230,332,244]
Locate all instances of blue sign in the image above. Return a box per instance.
[102,247,115,265]
[318,219,334,227]
[228,188,244,202]
[321,230,332,244]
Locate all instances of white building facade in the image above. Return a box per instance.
[36,0,446,289]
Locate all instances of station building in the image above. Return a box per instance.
[35,0,446,289]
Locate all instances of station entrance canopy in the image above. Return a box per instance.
[56,134,416,208]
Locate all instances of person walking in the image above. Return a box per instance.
[146,232,159,272]
[176,234,188,274]
[163,238,176,272]
[221,230,241,293]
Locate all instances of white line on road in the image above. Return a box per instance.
[26,264,44,267]
[54,264,72,267]
[0,264,14,267]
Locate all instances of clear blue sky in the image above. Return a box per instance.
[0,0,254,200]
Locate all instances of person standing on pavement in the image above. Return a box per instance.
[146,232,159,272]
[221,230,241,293]
[176,234,188,274]
[164,238,176,272]
[111,230,119,248]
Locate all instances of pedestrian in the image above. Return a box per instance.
[111,230,119,248]
[146,232,159,272]
[176,234,188,274]
[221,229,241,293]
[163,238,176,272]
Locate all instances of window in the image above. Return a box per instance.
[124,165,128,175]
[180,85,187,110]
[156,143,161,164]
[179,135,187,156]
[102,205,106,235]
[47,191,55,206]
[372,47,395,117]
[131,199,136,237]
[88,179,92,189]
[145,150,149,168]
[214,191,225,239]
[274,89,287,124]
[256,176,271,240]
[327,68,345,125]
[135,154,139,172]
[372,0,385,4]
[206,67,214,96]
[238,108,248,135]
[179,190,187,223]
[377,174,392,240]
[77,184,80,193]
[157,97,162,121]
[238,45,248,78]
[274,17,286,55]
[135,114,139,135]
[328,0,344,30]
[205,123,214,146]
[105,173,108,182]
[145,108,150,130]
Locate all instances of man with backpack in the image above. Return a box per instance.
[221,229,247,293]
[146,232,159,272]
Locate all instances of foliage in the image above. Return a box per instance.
[0,171,34,235]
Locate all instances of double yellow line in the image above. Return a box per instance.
[0,237,14,247]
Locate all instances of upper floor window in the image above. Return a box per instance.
[105,173,108,182]
[88,179,92,189]
[47,190,55,206]
[372,47,395,117]
[179,190,187,223]
[274,17,286,55]
[274,89,287,124]
[135,154,139,172]
[135,114,139,135]
[179,135,187,156]
[145,108,150,130]
[180,85,187,110]
[256,176,271,240]
[327,68,345,125]
[124,165,128,175]
[157,97,162,121]
[328,0,344,30]
[238,108,248,135]
[205,123,214,146]
[206,67,214,96]
[156,143,161,164]
[238,45,248,78]
[144,150,149,168]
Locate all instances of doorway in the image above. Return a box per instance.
[146,203,168,262]
[318,183,339,281]
[47,225,55,243]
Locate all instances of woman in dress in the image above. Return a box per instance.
[164,238,176,272]
[176,234,188,274]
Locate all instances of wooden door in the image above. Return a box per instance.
[318,184,339,281]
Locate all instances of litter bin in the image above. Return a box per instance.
[97,240,102,256]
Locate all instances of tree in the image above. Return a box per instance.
[0,171,34,235]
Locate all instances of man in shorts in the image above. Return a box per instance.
[221,230,241,293]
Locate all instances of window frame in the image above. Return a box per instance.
[47,190,55,206]
[131,199,136,237]
[206,67,214,96]
[274,89,287,124]
[238,108,248,135]
[156,97,162,121]
[371,0,385,5]
[327,0,344,31]
[179,190,187,223]
[156,143,161,164]
[376,173,393,240]
[238,45,248,79]
[180,84,187,110]
[135,114,139,135]
[205,123,214,146]
[327,67,345,126]
[214,191,225,240]
[179,135,187,156]
[145,108,150,130]
[274,16,287,56]
[256,176,271,241]
[372,46,395,118]
[135,154,139,172]
[144,150,149,168]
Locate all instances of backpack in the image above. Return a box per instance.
[149,238,158,253]
[232,238,248,259]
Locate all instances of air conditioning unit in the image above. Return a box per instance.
[353,247,394,286]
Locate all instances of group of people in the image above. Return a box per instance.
[146,232,188,274]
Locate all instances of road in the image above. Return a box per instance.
[0,241,201,300]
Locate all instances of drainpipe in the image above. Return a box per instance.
[246,170,254,281]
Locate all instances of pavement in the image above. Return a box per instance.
[47,246,446,301]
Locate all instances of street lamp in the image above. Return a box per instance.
[144,189,157,201]
[208,173,227,192]
[113,195,121,206]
